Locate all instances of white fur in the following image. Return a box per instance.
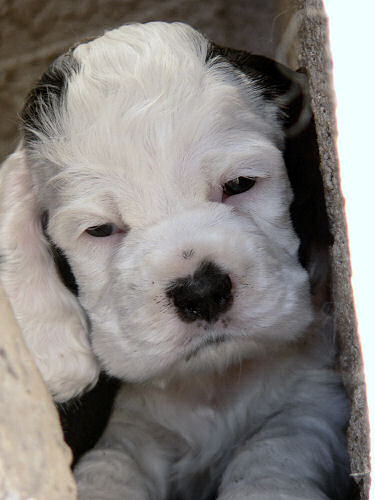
[0,148,100,402]
[0,22,349,499]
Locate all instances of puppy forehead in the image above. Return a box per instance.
[44,23,275,159]
[73,22,209,76]
[69,22,216,144]
[32,22,284,217]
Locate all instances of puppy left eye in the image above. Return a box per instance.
[86,223,117,237]
[223,177,256,196]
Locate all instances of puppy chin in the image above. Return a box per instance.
[91,337,234,384]
[89,320,229,383]
[90,299,314,384]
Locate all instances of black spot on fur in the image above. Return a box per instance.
[21,52,80,145]
[42,211,79,296]
[58,373,121,466]
[182,249,195,260]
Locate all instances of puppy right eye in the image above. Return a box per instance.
[86,223,117,237]
[223,177,256,196]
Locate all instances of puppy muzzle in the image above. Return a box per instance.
[85,203,312,382]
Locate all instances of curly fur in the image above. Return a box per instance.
[0,22,351,500]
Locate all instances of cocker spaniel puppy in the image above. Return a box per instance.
[0,22,351,500]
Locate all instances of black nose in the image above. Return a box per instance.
[166,261,233,323]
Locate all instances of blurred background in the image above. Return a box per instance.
[0,0,289,162]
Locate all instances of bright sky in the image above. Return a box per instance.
[323,0,375,495]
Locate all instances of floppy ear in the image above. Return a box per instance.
[0,147,100,402]
[208,45,333,305]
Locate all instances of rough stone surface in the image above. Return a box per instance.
[0,1,369,499]
[0,0,282,163]
[0,286,76,499]
[293,1,370,498]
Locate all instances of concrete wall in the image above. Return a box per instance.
[295,2,370,497]
[0,1,369,498]
[0,0,283,162]
[0,287,76,498]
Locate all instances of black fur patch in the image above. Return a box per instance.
[41,211,79,296]
[42,212,121,466]
[206,43,307,131]
[21,52,80,145]
[58,373,121,466]
[206,44,332,299]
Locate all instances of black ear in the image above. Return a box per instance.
[207,45,333,304]
[206,45,309,131]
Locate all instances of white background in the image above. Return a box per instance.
[324,0,375,496]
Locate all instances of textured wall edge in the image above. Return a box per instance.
[0,284,77,499]
[293,0,370,498]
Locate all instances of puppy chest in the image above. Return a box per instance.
[115,371,267,493]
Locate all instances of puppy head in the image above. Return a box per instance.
[1,22,326,390]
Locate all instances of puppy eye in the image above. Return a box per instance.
[86,223,117,237]
[223,177,256,196]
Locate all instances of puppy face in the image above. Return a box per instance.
[21,23,313,382]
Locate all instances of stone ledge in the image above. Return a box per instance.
[295,2,370,497]
[0,285,76,499]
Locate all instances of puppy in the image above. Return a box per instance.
[0,22,351,500]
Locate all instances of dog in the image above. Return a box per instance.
[0,22,351,499]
